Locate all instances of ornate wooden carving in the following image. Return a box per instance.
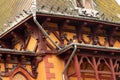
[24,22,39,39]
[66,53,120,80]
[0,50,43,78]
[58,20,71,46]
[11,31,25,50]
[24,22,44,54]
[1,55,42,78]
[82,34,92,44]
[58,21,64,45]
[0,13,120,80]
[91,24,103,45]
[77,22,88,43]
[97,37,108,46]
[107,27,116,47]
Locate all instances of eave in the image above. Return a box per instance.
[1,12,120,39]
[0,12,120,56]
[58,43,120,55]
[0,47,35,56]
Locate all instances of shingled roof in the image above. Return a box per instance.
[0,0,120,34]
[0,0,32,33]
[94,0,120,22]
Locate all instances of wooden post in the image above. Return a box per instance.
[74,55,81,80]
[92,57,99,80]
[109,58,116,80]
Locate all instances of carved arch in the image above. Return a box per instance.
[9,67,32,80]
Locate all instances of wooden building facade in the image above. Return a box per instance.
[0,0,120,80]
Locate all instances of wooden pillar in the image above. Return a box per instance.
[92,57,99,80]
[74,55,81,80]
[109,58,116,80]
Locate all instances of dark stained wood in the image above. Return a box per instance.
[11,31,25,50]
[0,41,10,48]
[77,22,88,43]
[91,24,103,45]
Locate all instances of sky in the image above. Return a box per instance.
[115,0,120,6]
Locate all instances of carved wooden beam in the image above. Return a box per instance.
[11,31,25,43]
[0,40,39,78]
[24,35,30,50]
[31,56,43,78]
[24,22,41,51]
[58,24,64,45]
[96,25,108,46]
[77,22,87,43]
[24,22,40,39]
[46,40,54,50]
[91,24,103,45]
[52,31,61,41]
[92,57,99,79]
[58,20,70,45]
[79,22,96,44]
[107,27,118,47]
[11,31,25,49]
[40,18,51,40]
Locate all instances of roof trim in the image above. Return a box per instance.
[0,15,32,38]
[58,43,120,55]
[0,12,120,39]
[37,12,120,26]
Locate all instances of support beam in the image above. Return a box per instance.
[76,22,87,43]
[91,24,103,45]
[58,20,71,44]
[92,57,99,80]
[11,31,25,50]
[107,27,117,47]
[109,58,116,80]
[74,55,81,80]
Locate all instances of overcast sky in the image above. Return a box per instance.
[115,0,120,5]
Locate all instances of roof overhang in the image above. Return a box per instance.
[58,43,120,55]
[1,12,120,39]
